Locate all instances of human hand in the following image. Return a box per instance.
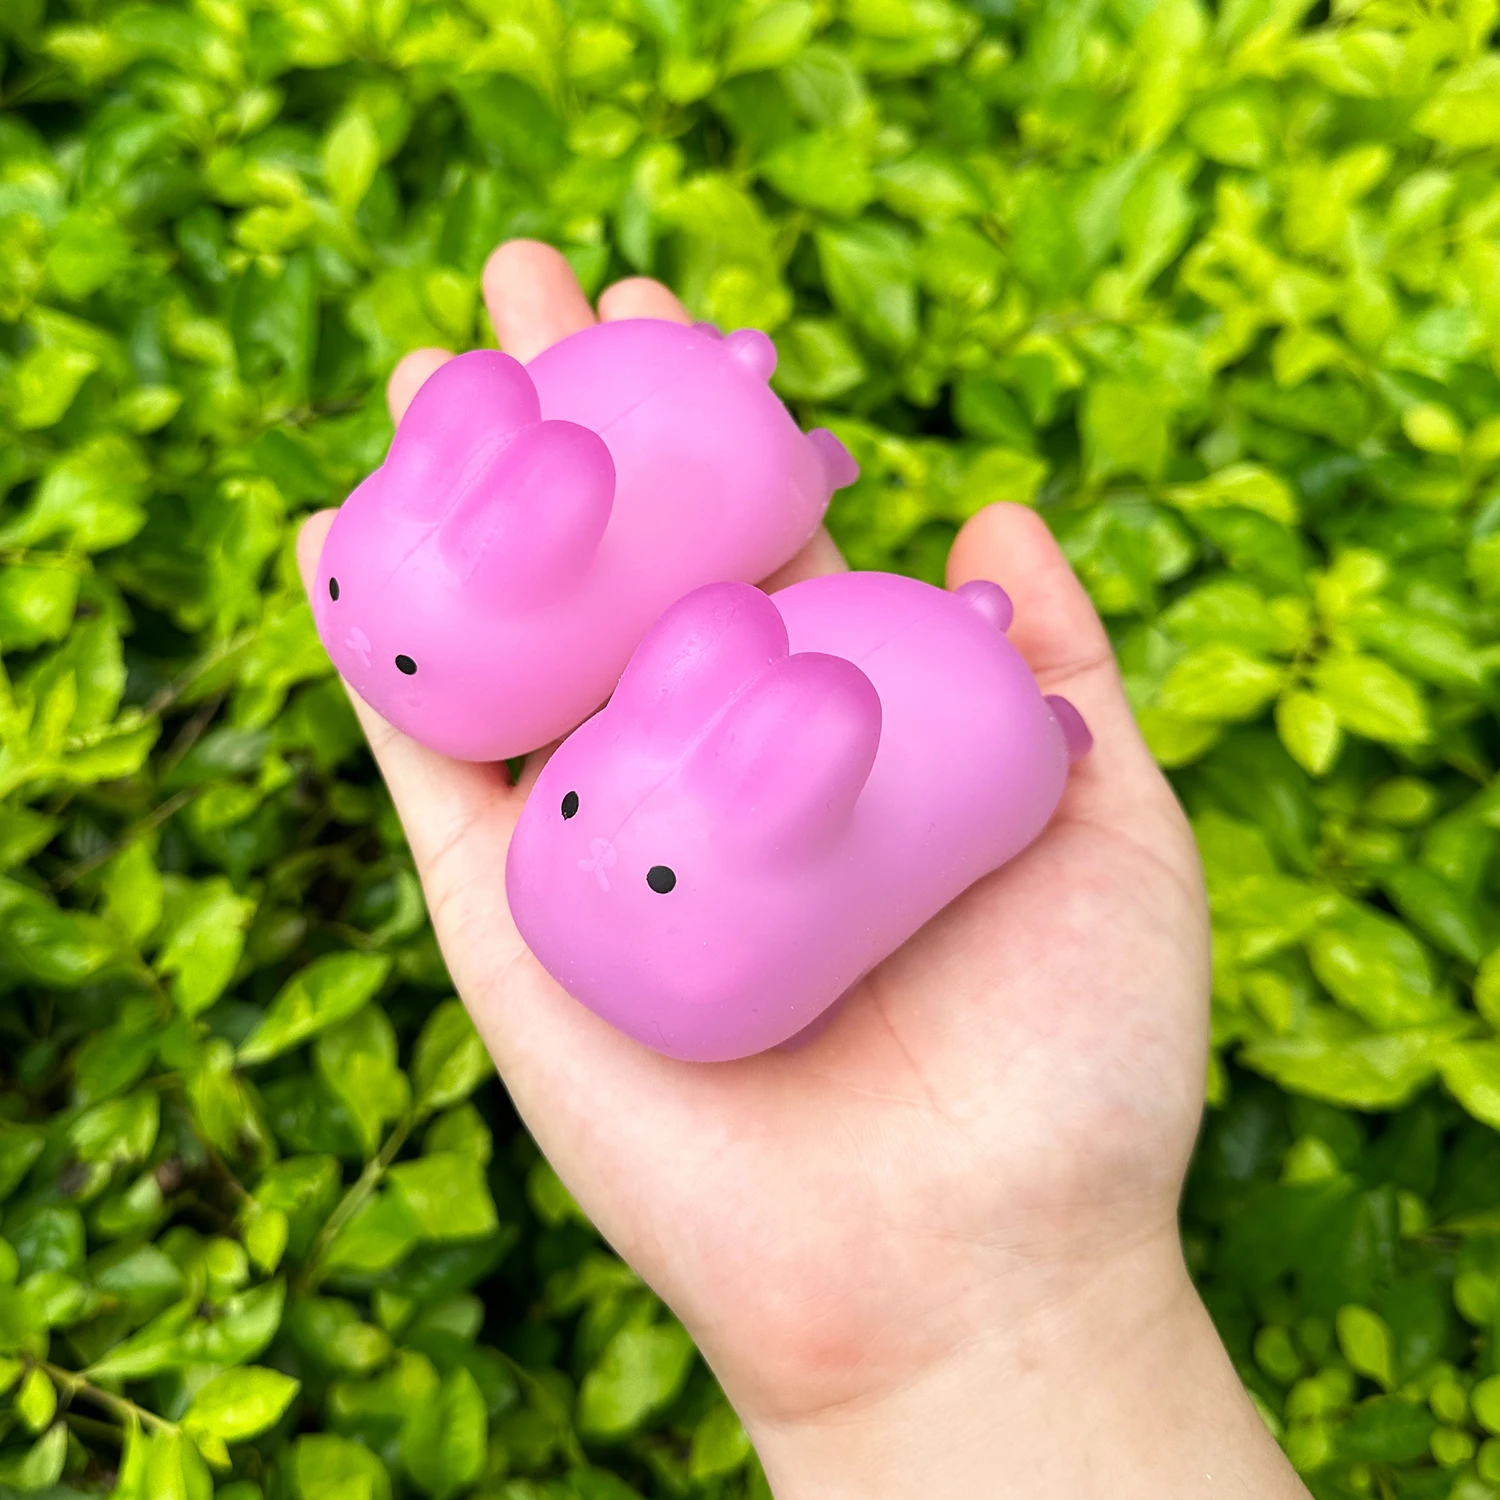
[298,240,1308,1498]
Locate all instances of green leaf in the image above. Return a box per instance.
[1336,1305,1396,1391]
[183,1367,300,1443]
[321,1191,423,1278]
[155,876,256,1016]
[240,952,393,1065]
[0,879,127,988]
[1117,153,1195,294]
[0,1126,45,1203]
[1239,1008,1466,1109]
[1473,1376,1500,1435]
[875,152,984,222]
[184,1038,274,1166]
[178,1280,286,1366]
[1441,1042,1500,1131]
[400,1367,487,1500]
[142,1428,213,1500]
[1306,901,1446,1030]
[761,133,873,217]
[85,1301,196,1381]
[815,222,918,351]
[386,1153,498,1241]
[323,109,382,216]
[690,1400,752,1480]
[0,1423,67,1491]
[411,999,491,1115]
[1414,58,1500,150]
[1158,579,1287,653]
[15,1366,55,1431]
[1380,866,1490,964]
[781,45,870,129]
[0,434,150,551]
[724,1,815,75]
[1157,646,1284,723]
[101,841,164,946]
[290,1435,391,1500]
[0,1285,48,1358]
[1275,691,1342,776]
[92,1245,183,1303]
[424,1104,492,1163]
[771,318,867,401]
[1337,1396,1436,1464]
[315,1008,410,1158]
[578,1319,696,1440]
[10,1205,84,1277]
[70,1090,159,1167]
[1475,948,1500,1031]
[287,1297,392,1374]
[1165,464,1299,526]
[1403,401,1465,455]
[243,1206,289,1275]
[919,224,1004,305]
[1313,654,1430,746]
[10,343,97,429]
[1082,380,1169,483]
[0,564,79,651]
[0,809,58,872]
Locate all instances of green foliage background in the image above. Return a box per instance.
[1,0,1500,1494]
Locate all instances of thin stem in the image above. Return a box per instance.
[141,627,257,721]
[51,789,199,891]
[177,1100,251,1206]
[44,1363,177,1435]
[494,1348,587,1465]
[156,691,226,781]
[60,1411,126,1447]
[296,1113,415,1292]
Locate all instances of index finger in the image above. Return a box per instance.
[947,504,1195,861]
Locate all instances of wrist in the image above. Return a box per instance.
[741,1234,1305,1500]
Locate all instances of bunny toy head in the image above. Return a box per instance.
[506,582,883,1061]
[313,351,616,760]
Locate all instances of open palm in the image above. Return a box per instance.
[298,243,1212,1448]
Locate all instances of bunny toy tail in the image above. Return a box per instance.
[1046,695,1093,762]
[808,427,859,493]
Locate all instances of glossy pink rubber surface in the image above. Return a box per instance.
[507,573,1090,1061]
[313,320,855,760]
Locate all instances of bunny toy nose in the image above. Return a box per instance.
[578,837,618,893]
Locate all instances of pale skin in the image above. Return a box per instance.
[297,241,1311,1498]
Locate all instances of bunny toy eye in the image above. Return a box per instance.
[395,655,417,675]
[560,791,579,819]
[328,577,340,601]
[646,865,676,894]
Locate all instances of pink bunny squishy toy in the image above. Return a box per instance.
[313,319,856,761]
[506,572,1092,1062]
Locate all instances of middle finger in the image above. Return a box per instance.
[483,239,596,362]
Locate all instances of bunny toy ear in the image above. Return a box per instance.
[378,351,542,521]
[438,419,615,598]
[610,582,790,752]
[683,651,882,858]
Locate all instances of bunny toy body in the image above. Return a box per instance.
[507,572,1092,1062]
[313,319,856,761]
